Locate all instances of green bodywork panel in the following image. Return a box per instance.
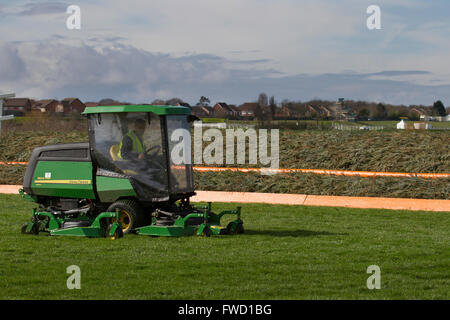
[82,105,191,115]
[96,176,136,203]
[31,161,95,199]
[136,212,207,237]
[136,203,243,237]
[23,209,121,238]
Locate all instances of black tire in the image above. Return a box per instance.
[21,222,39,234]
[107,200,145,234]
[21,223,29,234]
[30,223,40,235]
[200,226,211,237]
[227,221,244,234]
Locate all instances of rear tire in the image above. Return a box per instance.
[107,200,145,234]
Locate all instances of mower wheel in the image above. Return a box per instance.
[201,226,212,237]
[227,222,244,234]
[107,225,124,240]
[107,200,145,234]
[21,223,29,234]
[21,222,40,235]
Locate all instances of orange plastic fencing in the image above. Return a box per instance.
[0,161,28,165]
[192,166,450,179]
[2,161,449,179]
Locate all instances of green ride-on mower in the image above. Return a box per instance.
[20,105,243,239]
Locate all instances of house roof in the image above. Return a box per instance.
[61,98,83,107]
[82,105,192,115]
[410,107,430,116]
[215,102,236,113]
[191,106,208,112]
[62,98,78,102]
[84,102,100,108]
[32,99,57,108]
[318,105,333,115]
[4,98,31,106]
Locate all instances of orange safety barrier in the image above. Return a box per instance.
[192,166,450,179]
[0,161,29,165]
[2,161,449,179]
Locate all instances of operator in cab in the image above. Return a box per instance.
[118,118,147,160]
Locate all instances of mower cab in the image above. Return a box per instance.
[20,105,243,238]
[86,105,196,203]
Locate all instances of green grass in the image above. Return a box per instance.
[0,194,448,299]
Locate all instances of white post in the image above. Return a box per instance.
[0,93,16,135]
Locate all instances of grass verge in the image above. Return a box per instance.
[0,194,448,299]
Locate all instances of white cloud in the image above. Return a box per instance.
[1,1,450,105]
[1,37,449,105]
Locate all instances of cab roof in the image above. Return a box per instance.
[82,105,191,115]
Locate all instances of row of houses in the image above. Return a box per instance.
[2,98,86,116]
[3,97,342,120]
[407,106,450,122]
[190,99,356,120]
[190,102,274,119]
[0,98,363,121]
[191,102,315,119]
[4,97,448,121]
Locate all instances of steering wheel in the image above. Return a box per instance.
[142,145,164,171]
[145,145,161,157]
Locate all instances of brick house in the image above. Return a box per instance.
[32,99,60,113]
[237,102,259,118]
[213,102,239,118]
[61,98,86,113]
[191,106,214,117]
[3,98,32,116]
[84,102,100,108]
[274,105,291,118]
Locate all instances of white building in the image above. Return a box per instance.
[396,119,407,129]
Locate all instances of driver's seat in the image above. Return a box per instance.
[109,144,138,176]
[110,145,121,161]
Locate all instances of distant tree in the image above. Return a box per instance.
[357,108,370,120]
[151,99,165,105]
[408,110,420,121]
[269,96,276,120]
[372,103,387,120]
[387,110,401,121]
[432,100,446,116]
[98,98,119,105]
[196,96,210,107]
[257,93,268,107]
[165,97,185,106]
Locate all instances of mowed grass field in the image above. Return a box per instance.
[0,194,448,299]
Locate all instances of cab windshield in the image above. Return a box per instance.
[90,112,168,197]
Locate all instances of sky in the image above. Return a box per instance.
[1,0,450,106]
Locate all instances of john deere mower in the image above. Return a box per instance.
[20,105,243,238]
